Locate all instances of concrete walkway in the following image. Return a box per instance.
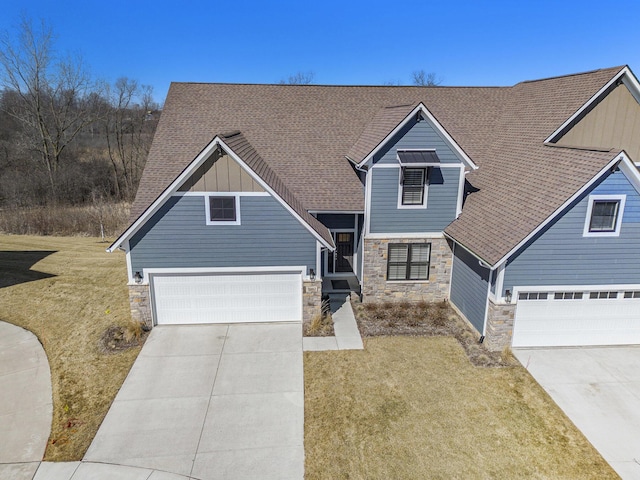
[515,346,640,480]
[303,294,364,351]
[85,323,304,480]
[0,321,52,469]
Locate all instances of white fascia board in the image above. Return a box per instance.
[372,163,462,169]
[365,232,444,239]
[446,236,494,269]
[108,136,334,253]
[493,152,632,269]
[107,139,221,252]
[512,284,640,296]
[364,168,372,235]
[308,210,364,214]
[456,166,467,217]
[142,266,309,284]
[356,103,478,171]
[545,66,637,143]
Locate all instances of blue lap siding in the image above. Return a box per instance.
[450,244,490,333]
[502,169,640,295]
[368,117,463,234]
[370,166,460,233]
[129,195,317,274]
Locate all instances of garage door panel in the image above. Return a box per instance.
[152,273,302,325]
[513,292,640,347]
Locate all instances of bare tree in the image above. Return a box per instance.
[0,17,97,199]
[279,71,315,85]
[412,70,441,86]
[103,77,157,200]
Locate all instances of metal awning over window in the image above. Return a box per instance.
[397,149,441,167]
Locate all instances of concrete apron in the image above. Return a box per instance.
[515,346,640,480]
[84,322,304,480]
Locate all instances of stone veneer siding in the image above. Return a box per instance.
[484,299,515,351]
[362,237,452,303]
[129,284,153,329]
[303,279,322,329]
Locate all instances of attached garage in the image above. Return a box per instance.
[512,288,640,347]
[150,271,302,325]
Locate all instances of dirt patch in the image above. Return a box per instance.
[350,296,515,367]
[99,324,149,354]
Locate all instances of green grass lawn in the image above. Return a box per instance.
[0,235,141,461]
[304,336,617,479]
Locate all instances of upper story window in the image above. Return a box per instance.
[205,195,241,225]
[396,149,440,209]
[583,194,625,237]
[401,168,427,206]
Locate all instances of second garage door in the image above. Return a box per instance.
[512,288,640,347]
[151,271,302,325]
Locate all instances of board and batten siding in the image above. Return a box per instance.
[557,83,640,162]
[502,169,640,294]
[369,166,460,233]
[450,244,490,333]
[373,117,463,165]
[129,194,317,274]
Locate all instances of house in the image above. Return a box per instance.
[108,65,640,351]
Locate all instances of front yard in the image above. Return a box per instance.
[305,336,616,479]
[0,235,141,461]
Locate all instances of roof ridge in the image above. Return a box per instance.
[517,66,625,85]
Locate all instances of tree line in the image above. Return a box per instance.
[0,18,160,209]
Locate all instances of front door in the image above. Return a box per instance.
[335,232,354,273]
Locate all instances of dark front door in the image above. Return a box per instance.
[335,232,354,272]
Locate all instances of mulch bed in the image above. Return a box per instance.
[350,295,516,367]
[99,324,149,354]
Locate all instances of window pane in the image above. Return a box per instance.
[210,197,236,221]
[403,168,425,186]
[589,201,619,232]
[410,244,430,262]
[388,244,408,262]
[388,264,406,280]
[409,263,428,280]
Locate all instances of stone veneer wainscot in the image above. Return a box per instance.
[128,284,153,329]
[302,279,322,329]
[362,237,452,303]
[484,299,516,351]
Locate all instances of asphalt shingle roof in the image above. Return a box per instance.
[130,66,626,265]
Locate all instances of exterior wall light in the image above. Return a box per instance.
[134,271,143,284]
[505,289,512,304]
[309,269,316,281]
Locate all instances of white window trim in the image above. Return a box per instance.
[582,194,626,237]
[397,167,428,209]
[205,194,241,226]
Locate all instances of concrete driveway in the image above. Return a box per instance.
[514,347,640,479]
[85,323,304,480]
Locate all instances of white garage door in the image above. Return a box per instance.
[513,289,640,347]
[151,272,302,325]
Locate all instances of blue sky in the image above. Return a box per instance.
[2,0,639,103]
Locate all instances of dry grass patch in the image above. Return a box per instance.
[0,234,144,460]
[304,336,616,479]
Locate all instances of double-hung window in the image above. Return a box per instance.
[205,195,241,225]
[583,194,625,237]
[387,243,431,281]
[400,167,427,206]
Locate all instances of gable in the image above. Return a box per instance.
[502,167,640,295]
[557,82,640,161]
[373,116,465,165]
[178,150,265,193]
